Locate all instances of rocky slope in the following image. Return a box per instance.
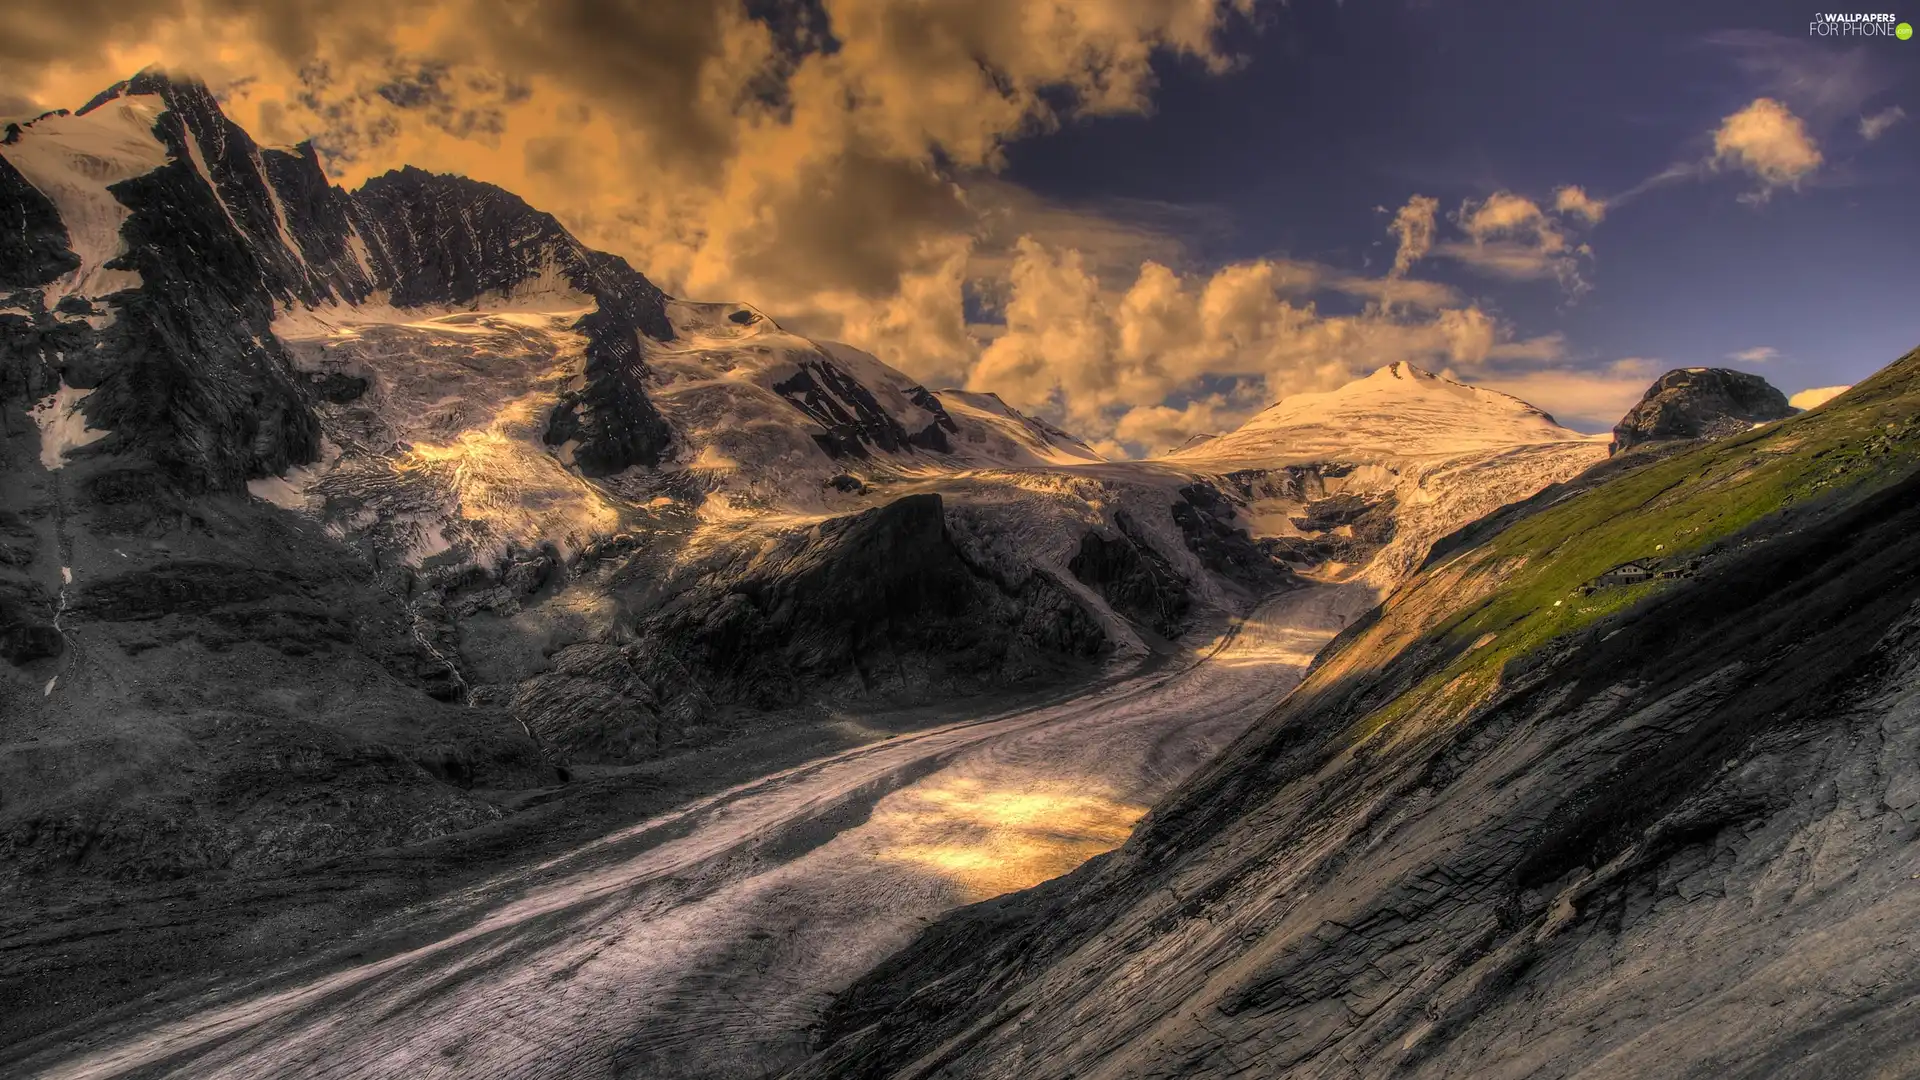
[1610,366,1794,454]
[1,73,1604,909]
[794,346,1920,1080]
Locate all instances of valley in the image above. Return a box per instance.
[13,581,1371,1080]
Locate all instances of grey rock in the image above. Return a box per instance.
[1611,367,1794,454]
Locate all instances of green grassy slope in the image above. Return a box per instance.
[1355,347,1920,744]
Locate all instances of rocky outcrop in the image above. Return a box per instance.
[796,349,1920,1080]
[0,578,61,665]
[773,354,957,459]
[0,153,79,289]
[1171,481,1295,592]
[1610,367,1794,454]
[512,494,1108,762]
[1068,510,1192,639]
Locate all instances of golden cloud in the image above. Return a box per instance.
[1712,97,1822,195]
[4,0,1256,383]
[3,0,1645,456]
[967,237,1558,452]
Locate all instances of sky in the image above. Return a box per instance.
[4,0,1915,454]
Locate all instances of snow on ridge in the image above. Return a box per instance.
[29,380,109,469]
[270,266,596,341]
[1,94,171,306]
[936,390,1106,466]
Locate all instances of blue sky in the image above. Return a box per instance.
[997,0,1918,429]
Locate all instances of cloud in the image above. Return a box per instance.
[1727,346,1780,364]
[1,0,1261,385]
[1789,385,1850,409]
[1328,274,1459,311]
[1435,191,1592,294]
[0,1,1651,458]
[1110,396,1245,456]
[1457,357,1660,431]
[1712,97,1822,197]
[966,237,1567,453]
[1706,30,1895,127]
[1553,185,1606,224]
[1860,105,1906,142]
[1386,194,1438,278]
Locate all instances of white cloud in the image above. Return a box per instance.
[1553,185,1607,224]
[1860,105,1906,141]
[1458,357,1661,431]
[1789,385,1850,409]
[1387,194,1438,278]
[1727,346,1780,364]
[967,237,1578,453]
[1712,97,1822,197]
[1110,396,1246,456]
[1436,191,1593,294]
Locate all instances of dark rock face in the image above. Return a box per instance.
[0,578,62,665]
[1171,482,1295,592]
[0,490,545,889]
[84,145,322,489]
[0,155,79,289]
[1069,510,1192,639]
[514,494,1107,762]
[773,355,956,460]
[826,473,868,494]
[1611,367,1794,454]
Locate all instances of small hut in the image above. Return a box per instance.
[1594,560,1655,587]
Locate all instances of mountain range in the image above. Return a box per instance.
[5,71,1903,1080]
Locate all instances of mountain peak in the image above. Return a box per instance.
[1373,360,1437,380]
[1610,366,1794,454]
[1169,363,1588,465]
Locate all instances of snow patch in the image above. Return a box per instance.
[182,126,243,233]
[272,280,595,341]
[29,380,109,469]
[0,94,171,306]
[247,468,319,510]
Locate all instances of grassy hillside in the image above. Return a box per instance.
[1355,347,1920,746]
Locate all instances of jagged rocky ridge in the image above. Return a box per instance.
[794,347,1920,1080]
[1611,366,1795,455]
[3,71,678,489]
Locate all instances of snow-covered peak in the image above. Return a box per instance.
[1169,362,1592,466]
